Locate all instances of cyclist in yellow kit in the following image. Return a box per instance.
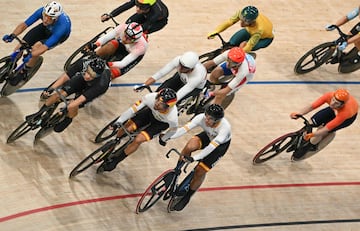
[207,6,274,53]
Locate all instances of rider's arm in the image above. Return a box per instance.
[208,11,240,37]
[243,31,262,52]
[162,114,202,141]
[95,25,121,46]
[116,100,146,124]
[151,56,179,81]
[109,0,135,17]
[176,65,207,100]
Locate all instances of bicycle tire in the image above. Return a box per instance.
[34,112,63,140]
[69,140,117,178]
[1,56,43,97]
[136,169,175,213]
[253,132,296,164]
[0,56,12,83]
[94,117,119,143]
[7,121,35,143]
[294,42,335,74]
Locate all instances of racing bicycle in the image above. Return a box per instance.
[0,35,43,96]
[252,115,335,164]
[135,148,196,213]
[294,23,360,74]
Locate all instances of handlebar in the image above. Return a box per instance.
[133,84,153,93]
[101,13,119,26]
[328,24,351,45]
[165,148,193,173]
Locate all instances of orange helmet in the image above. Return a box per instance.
[228,47,245,63]
[334,88,350,103]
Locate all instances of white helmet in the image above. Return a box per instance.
[43,1,63,18]
[179,51,199,69]
[125,22,143,41]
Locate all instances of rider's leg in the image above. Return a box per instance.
[209,66,225,84]
[229,29,250,47]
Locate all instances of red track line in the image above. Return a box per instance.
[1,181,359,223]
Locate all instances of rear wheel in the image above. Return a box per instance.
[136,169,175,213]
[253,132,296,164]
[294,42,335,74]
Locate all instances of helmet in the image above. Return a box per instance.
[125,22,143,41]
[87,58,106,77]
[240,6,259,23]
[43,1,63,18]
[228,47,245,63]
[135,0,156,9]
[205,104,224,122]
[179,51,199,69]
[334,88,350,103]
[156,88,177,107]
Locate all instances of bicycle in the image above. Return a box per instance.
[6,88,71,143]
[199,33,233,71]
[294,23,360,74]
[135,148,196,213]
[0,35,43,96]
[69,122,138,178]
[63,14,120,71]
[252,115,336,164]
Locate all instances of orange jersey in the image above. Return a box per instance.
[311,92,358,130]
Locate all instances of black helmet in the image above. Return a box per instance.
[87,58,106,77]
[156,88,177,107]
[205,104,224,121]
[241,6,259,23]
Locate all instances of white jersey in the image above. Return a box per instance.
[96,23,148,69]
[152,56,207,100]
[213,50,256,95]
[164,113,231,161]
[116,92,179,137]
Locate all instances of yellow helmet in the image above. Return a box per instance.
[135,0,156,10]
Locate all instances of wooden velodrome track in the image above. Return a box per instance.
[0,0,359,230]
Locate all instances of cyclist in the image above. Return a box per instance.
[160,104,231,211]
[2,1,71,86]
[205,47,255,108]
[325,6,360,64]
[138,51,207,105]
[207,6,274,54]
[101,0,169,34]
[87,22,148,80]
[97,88,179,173]
[290,88,358,160]
[29,58,111,133]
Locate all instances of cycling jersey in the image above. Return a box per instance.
[24,7,71,48]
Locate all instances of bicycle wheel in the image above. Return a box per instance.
[1,56,43,97]
[136,169,176,213]
[294,42,335,74]
[0,56,12,83]
[69,139,117,178]
[253,132,296,164]
[94,117,119,143]
[34,112,63,140]
[7,121,36,143]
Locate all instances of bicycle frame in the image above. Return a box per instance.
[135,148,194,213]
[199,33,232,64]
[294,24,358,74]
[252,115,315,164]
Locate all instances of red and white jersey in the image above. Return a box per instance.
[213,50,256,95]
[96,23,148,68]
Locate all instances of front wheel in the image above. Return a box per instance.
[69,140,117,178]
[136,169,175,213]
[0,56,12,83]
[253,132,296,164]
[1,56,43,97]
[7,121,36,143]
[294,42,335,74]
[94,117,119,143]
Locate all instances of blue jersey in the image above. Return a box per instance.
[24,7,71,48]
